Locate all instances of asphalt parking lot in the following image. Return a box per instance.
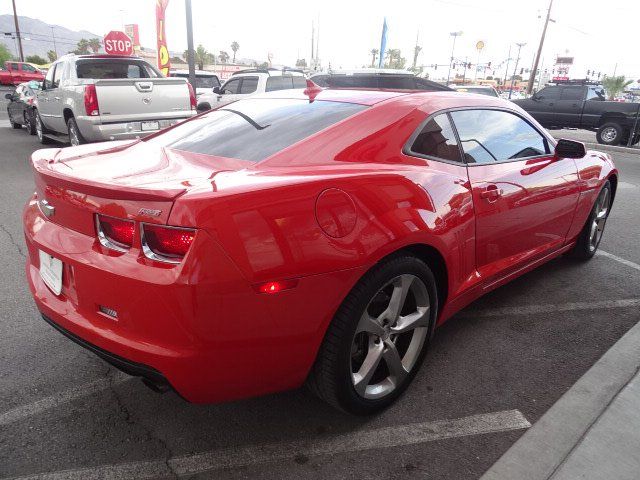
[0,97,639,479]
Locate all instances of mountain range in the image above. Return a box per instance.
[0,15,100,59]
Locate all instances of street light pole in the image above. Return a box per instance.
[527,0,553,94]
[50,26,58,58]
[509,42,526,99]
[446,31,462,85]
[11,0,24,61]
[184,0,196,92]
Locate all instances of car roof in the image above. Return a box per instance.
[313,68,414,76]
[247,88,514,109]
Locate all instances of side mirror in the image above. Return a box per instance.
[555,139,586,159]
[4,93,12,100]
[532,94,543,101]
[212,86,220,94]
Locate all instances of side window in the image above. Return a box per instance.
[587,88,605,101]
[293,76,307,88]
[450,110,549,164]
[43,65,56,89]
[239,76,259,94]
[560,87,584,101]
[9,62,20,70]
[266,76,294,92]
[22,63,37,72]
[537,86,560,100]
[51,63,63,88]
[222,78,240,94]
[409,113,462,163]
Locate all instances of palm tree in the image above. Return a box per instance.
[46,50,57,62]
[370,48,378,67]
[219,50,230,64]
[88,38,101,53]
[185,45,214,70]
[73,38,90,55]
[602,76,633,100]
[231,41,239,63]
[412,45,422,70]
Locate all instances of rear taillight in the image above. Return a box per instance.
[96,215,134,252]
[187,82,196,110]
[141,224,195,263]
[84,84,99,116]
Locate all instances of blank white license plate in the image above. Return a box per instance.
[39,250,63,295]
[141,121,160,131]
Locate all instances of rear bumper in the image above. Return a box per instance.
[23,196,361,403]
[75,113,195,142]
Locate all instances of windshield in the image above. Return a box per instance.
[146,98,366,162]
[76,60,161,79]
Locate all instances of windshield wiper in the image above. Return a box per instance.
[221,108,270,130]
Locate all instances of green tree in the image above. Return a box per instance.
[184,45,215,70]
[25,54,47,65]
[218,50,230,64]
[72,38,91,55]
[602,75,633,100]
[87,38,101,53]
[295,58,307,68]
[231,41,239,63]
[385,49,406,69]
[0,43,15,64]
[370,48,378,67]
[46,50,57,62]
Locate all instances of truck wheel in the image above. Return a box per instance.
[596,123,623,146]
[34,110,53,144]
[67,117,85,146]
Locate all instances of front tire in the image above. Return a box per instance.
[24,110,36,135]
[569,180,612,260]
[307,255,438,414]
[596,123,623,146]
[67,117,85,146]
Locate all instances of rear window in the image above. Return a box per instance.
[76,60,160,79]
[146,98,366,162]
[456,87,498,97]
[311,75,451,91]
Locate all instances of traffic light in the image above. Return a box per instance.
[520,68,524,75]
[487,61,491,68]
[452,62,456,68]
[587,70,591,76]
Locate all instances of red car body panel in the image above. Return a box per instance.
[0,61,45,85]
[23,90,617,403]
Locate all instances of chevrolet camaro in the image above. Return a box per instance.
[23,84,616,414]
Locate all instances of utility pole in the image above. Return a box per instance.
[509,42,526,99]
[502,44,512,91]
[11,0,24,61]
[446,31,463,85]
[50,26,58,58]
[527,0,553,94]
[184,0,196,91]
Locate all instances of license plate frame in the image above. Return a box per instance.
[141,121,160,131]
[39,250,63,295]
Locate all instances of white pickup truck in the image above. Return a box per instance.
[34,54,197,146]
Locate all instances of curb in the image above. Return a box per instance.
[480,318,640,480]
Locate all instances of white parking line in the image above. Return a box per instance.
[598,250,640,273]
[5,410,530,480]
[0,372,130,427]
[458,298,640,319]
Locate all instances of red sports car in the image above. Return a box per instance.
[24,86,617,414]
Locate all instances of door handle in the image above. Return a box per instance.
[479,185,503,200]
[53,96,61,101]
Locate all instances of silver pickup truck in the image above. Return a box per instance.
[34,54,196,146]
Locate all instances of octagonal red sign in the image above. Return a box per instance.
[104,31,134,56]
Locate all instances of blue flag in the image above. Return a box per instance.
[378,18,388,68]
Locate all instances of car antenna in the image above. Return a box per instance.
[304,78,323,103]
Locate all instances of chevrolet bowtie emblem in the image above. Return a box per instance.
[38,199,55,218]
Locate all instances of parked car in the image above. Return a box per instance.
[196,68,306,111]
[24,88,616,414]
[169,69,221,96]
[0,61,45,85]
[311,69,451,91]
[513,82,640,145]
[33,54,197,146]
[5,80,41,134]
[451,84,499,97]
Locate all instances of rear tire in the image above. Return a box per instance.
[67,117,85,146]
[307,255,438,415]
[596,123,623,146]
[9,111,21,129]
[569,180,612,260]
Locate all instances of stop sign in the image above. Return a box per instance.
[104,31,134,56]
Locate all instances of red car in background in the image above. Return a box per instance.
[0,61,45,86]
[23,86,616,414]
